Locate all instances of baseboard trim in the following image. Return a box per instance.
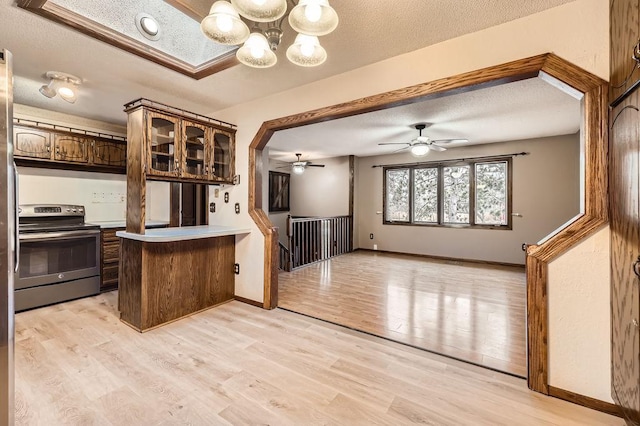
[354,248,525,269]
[234,296,263,308]
[547,385,621,418]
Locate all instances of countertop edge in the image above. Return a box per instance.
[116,227,251,242]
[88,221,170,229]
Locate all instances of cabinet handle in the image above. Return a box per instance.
[634,256,640,279]
[56,147,60,154]
[634,319,639,328]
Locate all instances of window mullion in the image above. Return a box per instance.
[437,165,443,225]
[469,162,476,226]
[409,167,415,224]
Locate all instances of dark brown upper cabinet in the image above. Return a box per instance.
[126,99,236,185]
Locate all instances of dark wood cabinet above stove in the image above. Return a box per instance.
[13,122,127,174]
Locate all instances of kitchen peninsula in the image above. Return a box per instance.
[117,225,249,332]
[118,99,248,332]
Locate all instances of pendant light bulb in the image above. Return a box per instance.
[251,44,265,59]
[289,0,338,36]
[287,34,327,67]
[216,14,234,33]
[201,1,250,45]
[292,164,305,174]
[237,32,277,68]
[231,0,287,22]
[305,3,322,22]
[300,41,315,57]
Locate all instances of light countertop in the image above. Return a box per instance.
[116,225,251,242]
[88,220,170,229]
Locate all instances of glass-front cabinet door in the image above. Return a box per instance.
[212,130,234,183]
[181,120,208,180]
[147,111,180,177]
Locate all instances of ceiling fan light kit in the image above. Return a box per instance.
[410,143,430,157]
[378,123,468,156]
[292,163,306,174]
[280,153,326,174]
[201,0,338,69]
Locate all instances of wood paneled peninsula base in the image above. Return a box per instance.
[116,225,250,332]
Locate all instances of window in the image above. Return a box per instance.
[383,158,511,229]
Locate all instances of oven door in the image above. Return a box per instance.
[16,229,100,290]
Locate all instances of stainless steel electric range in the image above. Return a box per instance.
[16,204,100,312]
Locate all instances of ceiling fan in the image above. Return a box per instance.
[378,124,468,156]
[280,153,326,174]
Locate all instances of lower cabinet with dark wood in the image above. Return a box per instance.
[100,228,121,292]
[118,234,236,332]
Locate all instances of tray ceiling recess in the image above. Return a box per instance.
[17,0,239,79]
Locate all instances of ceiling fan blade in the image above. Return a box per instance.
[378,142,410,146]
[429,144,447,152]
[432,139,468,144]
[391,146,410,154]
[307,164,325,167]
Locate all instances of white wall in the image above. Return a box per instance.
[290,155,350,217]
[212,0,610,402]
[356,135,580,265]
[548,226,611,403]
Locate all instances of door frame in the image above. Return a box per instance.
[248,53,608,395]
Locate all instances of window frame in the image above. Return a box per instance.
[382,157,512,230]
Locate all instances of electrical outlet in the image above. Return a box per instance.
[369,233,374,239]
[210,202,216,213]
[234,263,240,274]
[224,192,229,203]
[234,203,240,214]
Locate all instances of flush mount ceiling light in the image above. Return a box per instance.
[135,12,161,41]
[39,71,82,104]
[200,0,338,69]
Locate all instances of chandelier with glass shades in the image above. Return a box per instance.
[201,0,338,68]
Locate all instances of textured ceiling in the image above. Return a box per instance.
[268,77,581,160]
[2,0,575,125]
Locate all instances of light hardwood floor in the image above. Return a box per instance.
[278,250,527,377]
[14,291,621,425]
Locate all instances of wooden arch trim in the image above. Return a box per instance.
[248,53,608,395]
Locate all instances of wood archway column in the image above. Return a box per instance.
[248,53,608,395]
